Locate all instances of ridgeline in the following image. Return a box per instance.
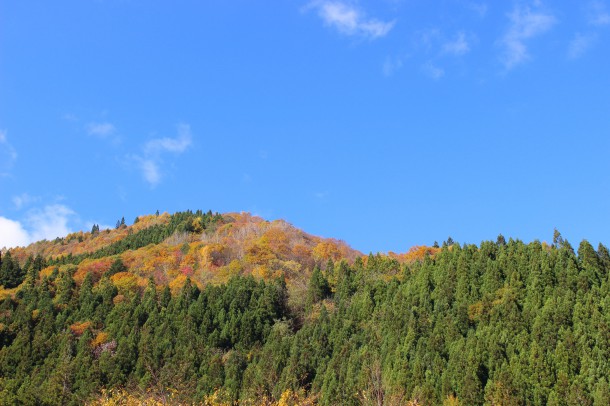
[0,211,608,405]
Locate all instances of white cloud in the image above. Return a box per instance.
[422,62,445,79]
[144,124,192,155]
[568,33,596,59]
[12,193,39,210]
[26,204,75,242]
[383,56,403,76]
[0,130,17,176]
[408,30,470,77]
[500,6,556,69]
[416,28,471,55]
[443,32,470,56]
[310,1,395,40]
[589,1,610,26]
[0,217,30,248]
[86,122,116,138]
[131,124,193,187]
[139,158,162,186]
[567,2,610,59]
[0,204,75,248]
[415,28,442,52]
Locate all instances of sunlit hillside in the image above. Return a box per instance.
[2,210,369,298]
[2,212,607,405]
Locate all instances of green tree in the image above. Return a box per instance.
[107,258,127,277]
[306,267,331,308]
[0,251,24,288]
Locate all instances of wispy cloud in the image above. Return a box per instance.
[421,62,445,79]
[568,33,597,59]
[0,131,17,161]
[132,124,193,187]
[442,32,471,56]
[144,124,192,155]
[0,204,76,248]
[62,113,78,122]
[588,1,610,26]
[86,122,116,138]
[567,2,609,59]
[382,56,404,76]
[500,6,556,69]
[137,157,162,186]
[414,28,442,52]
[406,29,471,79]
[468,2,488,18]
[309,1,395,40]
[12,193,39,210]
[27,204,75,242]
[0,130,17,177]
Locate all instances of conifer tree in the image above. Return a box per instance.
[306,267,330,308]
[0,251,24,288]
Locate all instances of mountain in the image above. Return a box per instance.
[1,210,364,298]
[0,211,608,405]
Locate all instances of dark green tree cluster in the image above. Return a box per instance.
[1,234,609,405]
[115,217,126,229]
[0,251,23,289]
[0,253,45,289]
[0,273,288,404]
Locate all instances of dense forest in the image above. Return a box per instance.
[0,212,609,405]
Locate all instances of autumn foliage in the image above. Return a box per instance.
[2,210,449,303]
[2,214,610,405]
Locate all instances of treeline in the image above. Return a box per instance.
[1,235,609,405]
[48,210,223,268]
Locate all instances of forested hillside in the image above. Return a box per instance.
[0,212,608,405]
[1,210,359,299]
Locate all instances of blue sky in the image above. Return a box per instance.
[1,0,609,253]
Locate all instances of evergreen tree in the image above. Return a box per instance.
[0,251,24,288]
[107,258,127,277]
[306,267,330,308]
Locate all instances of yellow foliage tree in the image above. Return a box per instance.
[245,237,276,265]
[227,259,243,276]
[312,241,342,262]
[263,227,291,259]
[89,388,178,406]
[110,272,138,294]
[443,394,461,406]
[251,265,272,280]
[90,331,109,348]
[169,274,189,295]
[392,245,441,263]
[69,321,92,336]
[201,243,229,268]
